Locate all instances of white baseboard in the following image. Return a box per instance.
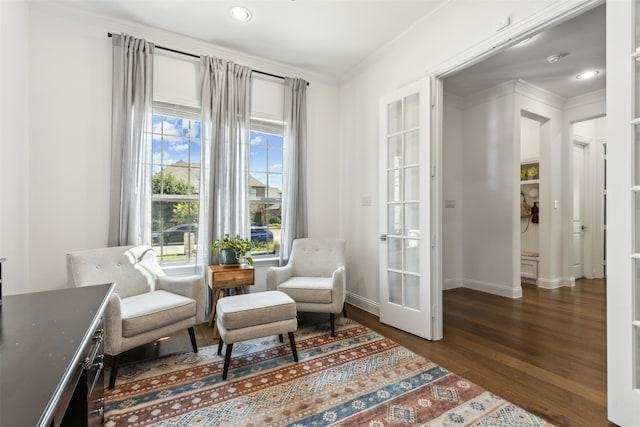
[536,277,564,289]
[462,278,523,299]
[345,292,379,316]
[444,278,463,290]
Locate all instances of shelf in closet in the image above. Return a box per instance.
[521,179,539,185]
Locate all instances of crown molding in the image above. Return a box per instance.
[514,79,566,110]
[564,88,606,110]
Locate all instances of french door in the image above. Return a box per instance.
[379,78,433,340]
[608,0,640,424]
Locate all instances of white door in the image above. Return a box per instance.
[379,78,432,340]
[608,0,640,424]
[572,143,586,278]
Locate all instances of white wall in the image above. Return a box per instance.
[460,84,521,298]
[0,0,30,294]
[8,2,340,292]
[442,93,463,290]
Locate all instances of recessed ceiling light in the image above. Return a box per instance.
[229,6,251,22]
[576,70,599,80]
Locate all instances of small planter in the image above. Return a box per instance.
[220,248,240,265]
[211,234,254,266]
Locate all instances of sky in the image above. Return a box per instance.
[151,114,283,191]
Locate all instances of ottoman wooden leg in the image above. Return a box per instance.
[288,332,299,362]
[222,343,233,380]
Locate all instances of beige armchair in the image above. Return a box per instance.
[66,245,205,388]
[266,238,346,336]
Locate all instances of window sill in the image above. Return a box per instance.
[162,263,200,276]
[160,257,279,276]
[252,257,280,268]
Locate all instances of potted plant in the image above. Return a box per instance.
[211,234,254,266]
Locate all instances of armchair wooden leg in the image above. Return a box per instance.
[108,354,121,390]
[330,313,336,337]
[217,338,224,355]
[288,331,299,362]
[188,326,198,353]
[278,334,284,343]
[222,343,233,380]
[343,304,348,318]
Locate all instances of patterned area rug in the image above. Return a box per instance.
[104,319,554,426]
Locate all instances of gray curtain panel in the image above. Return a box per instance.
[197,57,252,268]
[108,34,154,247]
[280,77,309,265]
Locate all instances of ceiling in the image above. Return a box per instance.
[46,0,444,78]
[44,0,605,96]
[444,4,605,99]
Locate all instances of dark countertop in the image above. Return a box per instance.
[0,284,113,427]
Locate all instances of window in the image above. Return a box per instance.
[150,102,201,264]
[249,119,284,259]
[148,107,283,263]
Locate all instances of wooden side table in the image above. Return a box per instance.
[207,264,255,338]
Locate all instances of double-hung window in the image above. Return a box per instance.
[150,102,201,264]
[150,107,284,264]
[249,119,284,260]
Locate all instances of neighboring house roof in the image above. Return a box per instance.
[156,161,282,197]
[160,160,200,192]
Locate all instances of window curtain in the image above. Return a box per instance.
[279,77,309,264]
[108,34,154,247]
[197,57,252,267]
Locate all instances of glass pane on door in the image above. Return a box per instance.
[388,101,402,134]
[405,274,420,310]
[388,237,402,270]
[405,130,420,164]
[388,204,403,235]
[388,170,402,202]
[388,135,402,168]
[388,271,403,305]
[404,94,420,129]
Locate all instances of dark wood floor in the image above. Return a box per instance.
[348,279,613,427]
[121,279,612,427]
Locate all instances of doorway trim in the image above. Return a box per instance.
[428,0,604,340]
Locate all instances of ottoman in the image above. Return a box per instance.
[216,290,298,380]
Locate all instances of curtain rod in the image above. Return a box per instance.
[107,32,308,85]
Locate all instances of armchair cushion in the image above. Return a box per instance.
[121,290,196,337]
[277,277,333,304]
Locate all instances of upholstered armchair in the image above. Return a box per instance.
[66,245,205,388]
[266,238,346,336]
